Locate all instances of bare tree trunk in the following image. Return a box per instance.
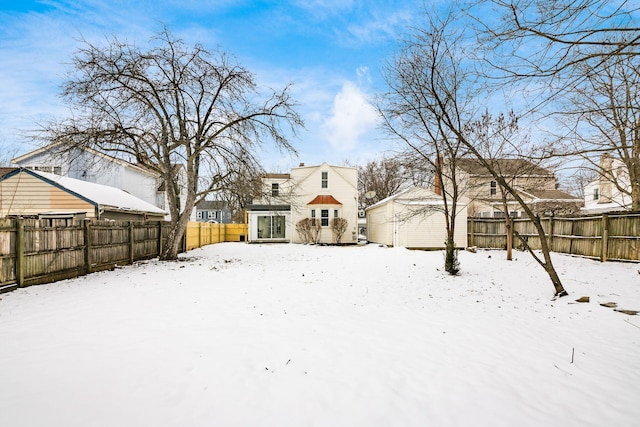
[513,213,566,297]
[500,187,513,261]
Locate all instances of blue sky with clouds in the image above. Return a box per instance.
[0,0,425,170]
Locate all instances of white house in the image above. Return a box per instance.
[583,155,632,213]
[12,142,191,220]
[366,186,468,249]
[246,163,359,244]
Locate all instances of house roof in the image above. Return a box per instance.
[456,158,552,176]
[366,186,445,210]
[0,167,16,178]
[12,141,161,178]
[308,195,342,205]
[196,200,228,210]
[526,189,581,201]
[260,173,291,179]
[2,168,166,215]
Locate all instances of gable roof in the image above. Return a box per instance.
[12,141,160,178]
[1,168,166,215]
[524,189,581,201]
[260,173,291,179]
[291,162,357,189]
[456,158,552,177]
[308,195,342,205]
[0,167,16,178]
[366,186,444,210]
[196,200,228,210]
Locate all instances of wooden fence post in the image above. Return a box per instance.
[15,219,24,287]
[548,216,554,251]
[157,222,163,257]
[84,220,93,274]
[601,214,609,262]
[129,221,135,264]
[198,222,202,249]
[469,217,475,247]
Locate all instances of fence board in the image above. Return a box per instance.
[0,219,248,292]
[468,212,640,262]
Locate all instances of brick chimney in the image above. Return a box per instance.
[433,155,443,196]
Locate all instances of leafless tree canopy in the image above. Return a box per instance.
[380,6,568,294]
[43,29,302,259]
[481,0,640,79]
[357,157,407,208]
[475,1,639,210]
[377,10,473,275]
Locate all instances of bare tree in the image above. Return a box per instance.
[41,29,302,260]
[357,156,406,208]
[378,11,472,275]
[476,1,639,209]
[331,217,349,243]
[383,8,568,295]
[480,0,640,80]
[295,218,321,244]
[563,54,640,210]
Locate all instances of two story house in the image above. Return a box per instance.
[583,154,633,213]
[195,200,232,223]
[454,158,582,217]
[246,163,359,244]
[12,142,191,220]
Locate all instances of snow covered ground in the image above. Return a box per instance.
[0,243,638,427]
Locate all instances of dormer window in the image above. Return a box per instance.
[593,188,599,201]
[321,171,328,189]
[271,183,279,197]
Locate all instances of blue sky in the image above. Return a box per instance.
[0,0,425,170]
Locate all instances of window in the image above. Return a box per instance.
[271,183,279,197]
[334,209,338,218]
[321,209,329,226]
[311,209,316,218]
[196,211,203,220]
[321,171,328,188]
[490,181,497,196]
[593,188,599,201]
[31,165,62,175]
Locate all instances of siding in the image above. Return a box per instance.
[366,187,468,249]
[1,172,95,217]
[290,164,359,244]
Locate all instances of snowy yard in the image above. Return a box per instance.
[0,243,639,427]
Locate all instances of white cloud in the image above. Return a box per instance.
[322,81,379,153]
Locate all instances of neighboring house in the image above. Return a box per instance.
[454,158,582,217]
[246,163,359,244]
[11,142,191,220]
[366,186,468,249]
[0,168,166,221]
[195,200,232,223]
[582,155,632,213]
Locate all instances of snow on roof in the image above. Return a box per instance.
[26,169,166,214]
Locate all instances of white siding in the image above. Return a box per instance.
[290,163,358,244]
[366,186,468,249]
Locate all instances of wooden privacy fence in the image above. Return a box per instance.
[0,219,248,293]
[468,212,640,262]
[185,222,248,250]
